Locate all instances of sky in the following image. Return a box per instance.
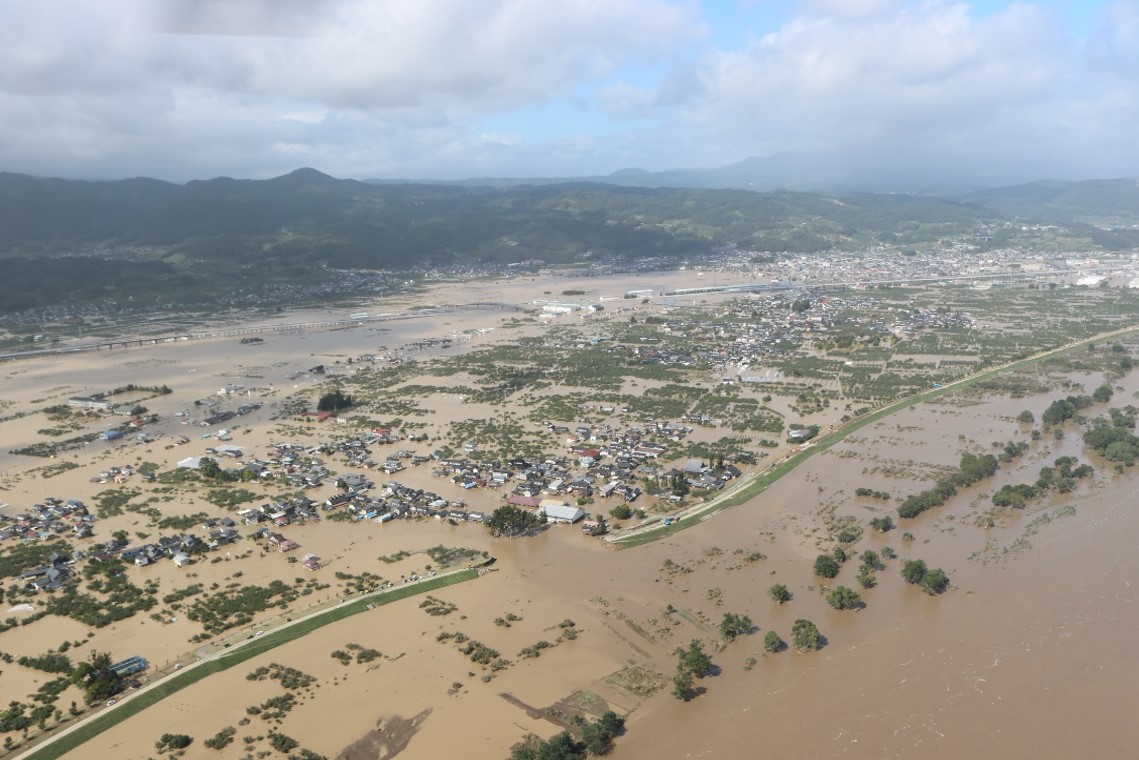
[1,0,1136,185]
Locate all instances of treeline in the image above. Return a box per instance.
[510,711,625,759]
[1041,393,1096,426]
[992,456,1094,508]
[486,505,545,537]
[897,452,999,519]
[1084,408,1139,464]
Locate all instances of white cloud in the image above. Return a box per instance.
[798,0,902,20]
[603,0,1139,181]
[0,0,701,179]
[1086,0,1139,76]
[0,0,1134,183]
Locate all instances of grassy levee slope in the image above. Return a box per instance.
[24,569,478,760]
[616,325,1139,548]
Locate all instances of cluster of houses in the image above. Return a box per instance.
[325,479,486,524]
[0,497,94,544]
[1,409,754,598]
[121,517,243,569]
[237,496,323,527]
[635,292,982,383]
[18,551,74,591]
[124,535,204,568]
[890,306,974,335]
[88,464,152,485]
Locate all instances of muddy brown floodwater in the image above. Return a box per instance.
[611,389,1139,759]
[5,280,1138,760]
[60,381,1139,759]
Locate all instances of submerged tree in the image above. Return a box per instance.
[826,586,863,610]
[719,612,754,642]
[901,559,928,585]
[768,583,792,604]
[791,619,822,651]
[814,554,840,579]
[672,669,695,701]
[763,630,785,653]
[678,640,714,678]
[316,388,354,412]
[485,505,544,537]
[920,568,950,595]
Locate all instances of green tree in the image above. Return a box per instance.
[316,388,354,412]
[155,734,193,753]
[763,630,784,653]
[486,505,544,537]
[198,456,221,480]
[596,710,624,738]
[901,559,928,585]
[268,733,299,753]
[826,586,862,610]
[791,619,822,651]
[540,732,582,760]
[1017,410,1035,424]
[203,726,237,750]
[920,568,950,595]
[678,640,714,678]
[768,583,791,604]
[608,504,633,520]
[1093,384,1114,403]
[581,711,624,756]
[669,472,690,497]
[719,612,754,642]
[814,554,840,579]
[77,650,122,704]
[870,516,894,532]
[672,668,695,701]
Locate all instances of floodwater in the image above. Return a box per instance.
[3,280,1138,759]
[612,384,1139,758]
[56,376,1139,759]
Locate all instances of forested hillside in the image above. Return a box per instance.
[1,168,1136,315]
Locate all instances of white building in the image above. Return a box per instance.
[541,302,583,315]
[537,501,586,524]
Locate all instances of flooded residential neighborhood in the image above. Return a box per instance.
[3,269,1139,759]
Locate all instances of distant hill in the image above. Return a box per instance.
[366,153,853,192]
[0,168,1003,263]
[961,179,1139,226]
[0,167,1136,316]
[370,152,1138,198]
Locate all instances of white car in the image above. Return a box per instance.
[106,699,117,707]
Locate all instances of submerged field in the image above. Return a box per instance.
[2,274,1139,759]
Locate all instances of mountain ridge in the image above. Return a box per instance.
[1,167,1136,316]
